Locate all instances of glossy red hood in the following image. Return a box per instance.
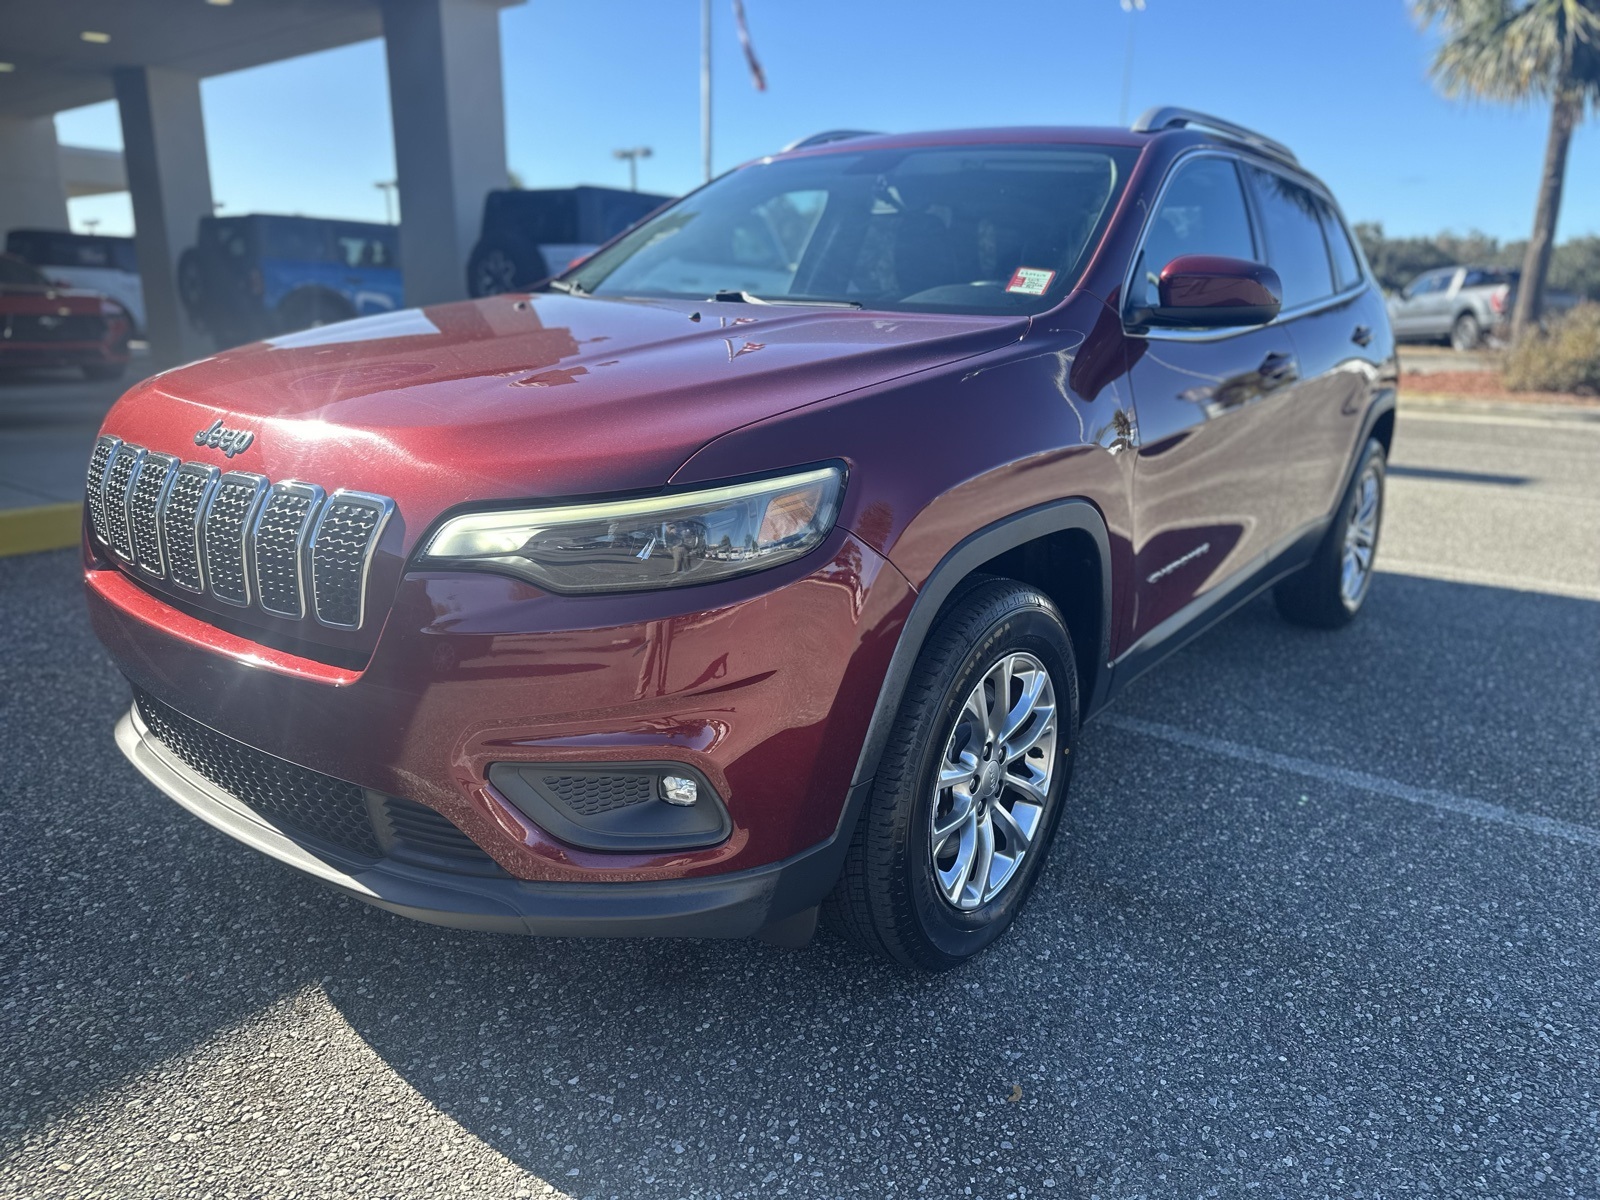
[104,293,1023,551]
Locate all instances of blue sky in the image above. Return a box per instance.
[56,0,1598,244]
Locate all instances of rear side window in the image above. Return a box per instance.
[1130,156,1256,314]
[1318,201,1365,291]
[1244,165,1335,310]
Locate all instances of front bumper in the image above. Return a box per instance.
[88,527,912,885]
[116,702,869,938]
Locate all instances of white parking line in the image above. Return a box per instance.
[1399,407,1600,431]
[1376,560,1600,601]
[1100,713,1600,850]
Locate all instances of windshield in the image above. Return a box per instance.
[565,144,1136,315]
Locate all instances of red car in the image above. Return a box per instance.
[0,253,131,380]
[85,110,1396,970]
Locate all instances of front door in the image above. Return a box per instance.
[1123,153,1301,641]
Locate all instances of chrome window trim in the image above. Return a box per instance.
[251,480,326,620]
[164,462,220,594]
[1120,146,1372,345]
[308,490,394,631]
[130,451,180,579]
[202,471,269,608]
[104,444,147,563]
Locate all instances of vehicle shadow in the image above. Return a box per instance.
[5,552,1599,1195]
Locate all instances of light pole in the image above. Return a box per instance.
[612,146,654,192]
[1118,0,1145,126]
[700,0,712,182]
[375,180,397,225]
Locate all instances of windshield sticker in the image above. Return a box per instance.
[1006,267,1056,296]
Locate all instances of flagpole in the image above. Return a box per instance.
[700,0,712,182]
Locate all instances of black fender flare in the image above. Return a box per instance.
[848,497,1113,793]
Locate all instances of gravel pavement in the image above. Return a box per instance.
[2,407,1598,1199]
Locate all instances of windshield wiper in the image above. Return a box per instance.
[711,289,861,309]
[544,278,586,295]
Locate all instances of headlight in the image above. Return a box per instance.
[418,465,844,593]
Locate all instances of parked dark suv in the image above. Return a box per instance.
[85,110,1395,970]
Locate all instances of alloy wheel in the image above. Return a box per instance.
[930,652,1058,911]
[1340,460,1382,609]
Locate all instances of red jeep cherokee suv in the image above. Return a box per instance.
[85,110,1395,970]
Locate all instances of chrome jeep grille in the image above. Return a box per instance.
[101,443,144,561]
[87,434,394,630]
[129,452,178,575]
[204,472,268,607]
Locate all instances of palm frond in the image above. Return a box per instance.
[1414,0,1600,108]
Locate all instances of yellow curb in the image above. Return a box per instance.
[0,503,82,558]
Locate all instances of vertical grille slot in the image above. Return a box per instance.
[85,435,120,543]
[161,463,218,592]
[101,444,145,562]
[309,491,393,630]
[129,452,178,576]
[203,472,268,607]
[252,481,324,619]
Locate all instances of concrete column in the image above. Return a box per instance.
[113,66,214,366]
[380,0,509,307]
[0,116,70,238]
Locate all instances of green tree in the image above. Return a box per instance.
[1414,0,1600,341]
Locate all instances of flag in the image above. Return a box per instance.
[731,0,767,91]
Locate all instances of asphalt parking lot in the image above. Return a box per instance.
[3,405,1599,1199]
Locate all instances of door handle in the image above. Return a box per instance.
[1352,325,1373,347]
[1257,351,1297,385]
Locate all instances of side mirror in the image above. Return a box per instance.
[1145,255,1282,329]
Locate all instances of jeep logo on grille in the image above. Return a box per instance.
[194,419,255,458]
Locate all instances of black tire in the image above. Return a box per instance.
[1450,311,1482,351]
[176,247,206,330]
[467,234,549,297]
[1274,438,1387,629]
[276,289,355,334]
[824,578,1080,971]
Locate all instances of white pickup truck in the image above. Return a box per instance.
[1388,265,1578,350]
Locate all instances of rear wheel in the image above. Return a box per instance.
[467,235,549,297]
[1274,438,1386,629]
[1450,311,1482,351]
[825,578,1079,971]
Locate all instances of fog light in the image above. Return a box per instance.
[660,775,699,806]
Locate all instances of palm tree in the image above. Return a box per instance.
[1414,0,1600,342]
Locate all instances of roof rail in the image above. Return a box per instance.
[781,129,881,152]
[1131,106,1297,165]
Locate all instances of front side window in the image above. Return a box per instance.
[1128,156,1257,316]
[1245,165,1335,310]
[567,145,1137,315]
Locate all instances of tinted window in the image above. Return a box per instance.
[1317,201,1364,291]
[496,192,579,244]
[1131,156,1257,314]
[0,255,47,286]
[571,146,1136,315]
[1462,267,1510,288]
[1405,270,1450,299]
[259,219,332,263]
[1245,165,1335,309]
[5,231,137,272]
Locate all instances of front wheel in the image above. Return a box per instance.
[1275,438,1386,629]
[825,578,1079,971]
